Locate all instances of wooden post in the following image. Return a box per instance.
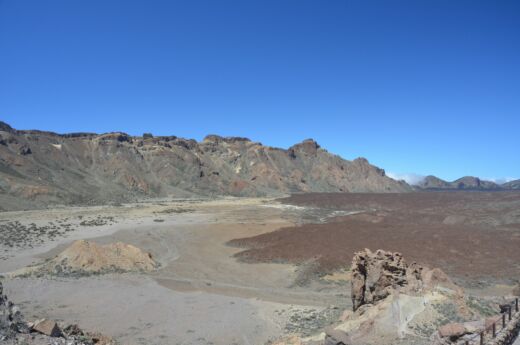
[493,322,496,337]
[480,331,484,345]
[509,305,512,320]
[503,313,506,328]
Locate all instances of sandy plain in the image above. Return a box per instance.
[0,197,348,345]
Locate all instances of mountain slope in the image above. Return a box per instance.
[0,122,411,210]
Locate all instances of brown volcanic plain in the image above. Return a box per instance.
[229,191,520,282]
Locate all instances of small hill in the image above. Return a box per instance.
[12,240,157,277]
[417,175,452,189]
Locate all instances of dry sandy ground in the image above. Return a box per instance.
[0,197,347,345]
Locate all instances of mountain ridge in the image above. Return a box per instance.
[415,175,516,190]
[0,121,411,211]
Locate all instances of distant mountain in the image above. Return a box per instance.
[502,179,520,190]
[452,176,501,190]
[0,121,411,211]
[416,175,504,190]
[417,175,452,189]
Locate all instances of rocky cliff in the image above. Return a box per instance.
[0,121,411,210]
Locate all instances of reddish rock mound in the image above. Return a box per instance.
[351,248,460,311]
[12,240,157,277]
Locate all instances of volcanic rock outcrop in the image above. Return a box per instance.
[273,250,509,345]
[0,121,411,211]
[350,249,433,311]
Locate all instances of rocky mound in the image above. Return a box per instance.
[350,248,459,311]
[1,281,115,344]
[13,240,157,277]
[0,121,411,211]
[275,249,507,345]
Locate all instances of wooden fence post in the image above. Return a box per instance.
[503,313,506,328]
[480,331,484,345]
[492,322,496,337]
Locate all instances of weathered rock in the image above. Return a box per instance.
[19,145,31,155]
[32,319,63,337]
[0,281,29,339]
[324,328,351,345]
[62,323,84,337]
[351,249,424,311]
[438,322,466,338]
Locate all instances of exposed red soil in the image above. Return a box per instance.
[229,192,520,280]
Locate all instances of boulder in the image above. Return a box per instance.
[438,322,466,338]
[324,328,351,345]
[31,319,63,337]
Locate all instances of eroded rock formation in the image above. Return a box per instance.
[350,248,427,311]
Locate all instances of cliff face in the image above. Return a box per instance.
[0,122,410,210]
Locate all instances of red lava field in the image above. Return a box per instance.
[229,192,520,282]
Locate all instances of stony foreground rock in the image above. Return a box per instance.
[31,319,63,337]
[0,281,29,339]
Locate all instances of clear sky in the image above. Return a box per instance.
[1,0,519,183]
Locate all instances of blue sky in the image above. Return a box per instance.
[1,0,519,183]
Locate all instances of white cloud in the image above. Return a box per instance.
[386,172,425,185]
